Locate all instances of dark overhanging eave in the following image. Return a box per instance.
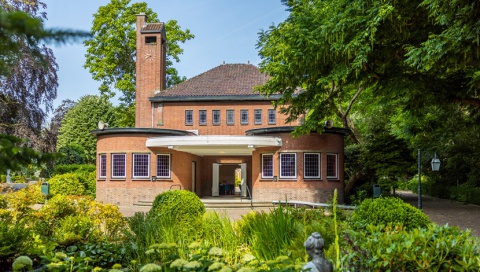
[150,94,288,102]
[246,126,350,136]
[90,127,193,136]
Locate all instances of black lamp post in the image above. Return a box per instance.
[418,150,441,210]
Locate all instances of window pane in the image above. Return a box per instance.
[240,110,248,124]
[199,110,207,125]
[262,154,273,178]
[327,154,338,178]
[254,109,262,124]
[185,110,193,125]
[133,154,149,178]
[99,154,107,178]
[112,154,126,178]
[213,110,220,124]
[268,109,276,124]
[226,110,234,124]
[157,154,170,178]
[280,153,296,178]
[304,153,320,178]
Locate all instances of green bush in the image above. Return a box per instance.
[148,190,205,222]
[51,164,96,197]
[0,217,31,266]
[52,164,95,176]
[350,197,430,230]
[56,144,86,165]
[47,173,85,196]
[341,224,480,271]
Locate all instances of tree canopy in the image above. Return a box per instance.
[84,0,194,127]
[57,95,118,164]
[0,1,88,140]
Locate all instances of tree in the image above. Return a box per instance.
[57,95,118,164]
[84,0,194,127]
[0,1,88,138]
[0,134,52,174]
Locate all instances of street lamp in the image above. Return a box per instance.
[418,150,440,210]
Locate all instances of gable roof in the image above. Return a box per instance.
[155,63,269,98]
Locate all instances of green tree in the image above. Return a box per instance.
[84,0,194,127]
[0,134,52,174]
[57,95,117,164]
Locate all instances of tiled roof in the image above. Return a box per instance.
[156,64,270,97]
[141,23,164,32]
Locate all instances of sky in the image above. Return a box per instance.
[41,0,289,111]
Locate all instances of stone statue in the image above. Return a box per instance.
[302,232,333,272]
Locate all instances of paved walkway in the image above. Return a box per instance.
[119,191,480,237]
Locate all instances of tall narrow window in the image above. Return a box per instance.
[111,154,126,179]
[327,153,338,179]
[156,154,171,179]
[99,154,107,179]
[212,110,221,125]
[133,154,150,179]
[254,109,262,124]
[262,154,274,178]
[185,110,193,125]
[240,109,249,124]
[280,153,297,179]
[268,109,276,124]
[304,153,321,179]
[199,110,207,125]
[226,110,234,125]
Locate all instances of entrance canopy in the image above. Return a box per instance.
[146,135,282,156]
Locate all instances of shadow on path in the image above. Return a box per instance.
[397,190,480,237]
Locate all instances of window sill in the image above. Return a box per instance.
[110,179,126,181]
[304,179,323,182]
[278,179,298,182]
[98,178,106,181]
[132,178,151,181]
[327,178,340,181]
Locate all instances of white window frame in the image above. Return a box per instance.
[268,109,276,124]
[185,110,193,125]
[261,153,274,179]
[199,110,207,125]
[254,109,262,124]
[304,153,321,179]
[111,153,126,179]
[99,154,107,179]
[327,153,338,179]
[226,109,234,125]
[156,154,171,179]
[212,110,221,125]
[133,153,150,179]
[240,109,249,124]
[280,153,297,179]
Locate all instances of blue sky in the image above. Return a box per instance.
[41,0,289,110]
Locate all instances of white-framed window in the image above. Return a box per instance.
[226,110,234,125]
[185,110,193,125]
[304,153,321,179]
[133,154,150,179]
[99,154,107,178]
[254,109,262,124]
[199,110,207,125]
[268,109,276,124]
[261,154,274,178]
[212,110,221,125]
[156,154,171,179]
[327,153,338,179]
[111,154,126,179]
[280,153,297,179]
[240,109,249,124]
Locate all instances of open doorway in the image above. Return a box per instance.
[212,163,246,197]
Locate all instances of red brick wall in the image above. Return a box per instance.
[251,133,345,203]
[153,101,299,135]
[96,134,202,205]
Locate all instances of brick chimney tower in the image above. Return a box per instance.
[135,14,167,128]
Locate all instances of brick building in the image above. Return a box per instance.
[92,14,348,205]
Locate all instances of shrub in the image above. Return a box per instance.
[148,190,205,222]
[350,197,430,230]
[47,173,85,196]
[341,224,480,271]
[56,144,86,165]
[52,164,95,176]
[0,217,31,267]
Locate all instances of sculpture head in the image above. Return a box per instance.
[304,232,325,259]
